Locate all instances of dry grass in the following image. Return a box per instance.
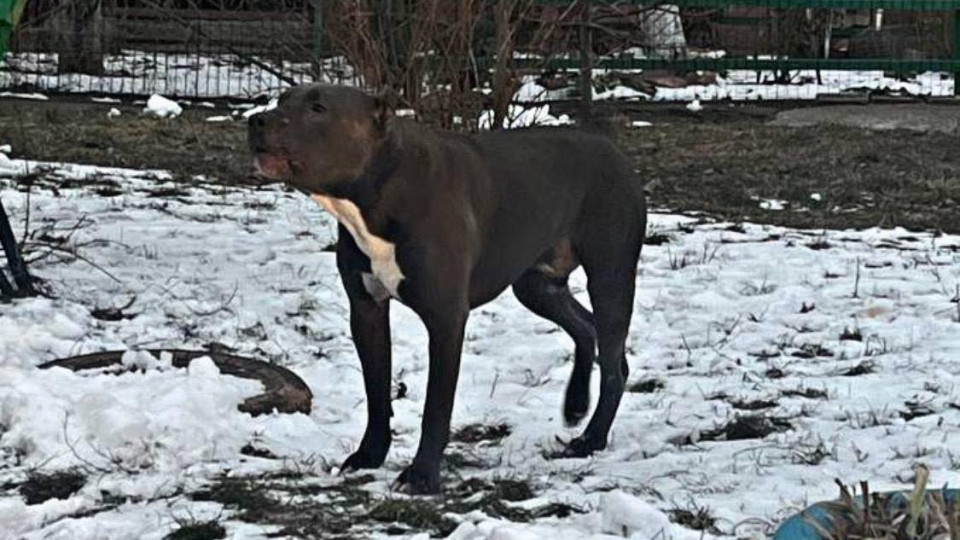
[6,99,960,234]
[806,466,959,540]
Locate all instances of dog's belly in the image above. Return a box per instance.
[310,194,404,300]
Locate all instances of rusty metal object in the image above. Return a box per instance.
[38,349,313,416]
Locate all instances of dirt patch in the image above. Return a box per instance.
[628,378,666,393]
[451,422,511,444]
[239,443,278,460]
[900,400,936,421]
[6,99,960,232]
[621,113,960,233]
[0,99,258,185]
[701,415,793,442]
[840,327,864,341]
[368,499,453,533]
[790,343,835,359]
[668,505,721,534]
[729,398,779,411]
[165,521,226,540]
[770,104,960,134]
[186,473,578,538]
[765,367,787,379]
[842,361,877,376]
[781,387,829,400]
[20,469,87,505]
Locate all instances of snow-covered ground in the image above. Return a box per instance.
[2,153,960,539]
[2,50,954,102]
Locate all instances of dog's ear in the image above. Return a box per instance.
[373,88,398,130]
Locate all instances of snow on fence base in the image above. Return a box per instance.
[38,349,313,417]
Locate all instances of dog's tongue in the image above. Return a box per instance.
[254,154,291,179]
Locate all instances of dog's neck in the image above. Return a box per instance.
[320,123,404,211]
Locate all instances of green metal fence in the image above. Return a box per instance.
[3,0,960,100]
[561,0,960,96]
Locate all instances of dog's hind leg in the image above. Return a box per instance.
[560,221,643,458]
[513,268,597,427]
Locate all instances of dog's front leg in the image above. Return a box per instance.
[338,242,394,472]
[395,302,468,494]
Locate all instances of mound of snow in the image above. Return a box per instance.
[600,490,673,538]
[0,353,262,471]
[514,81,548,103]
[143,94,182,118]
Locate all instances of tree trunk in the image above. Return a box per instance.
[0,198,33,298]
[491,0,518,130]
[54,0,104,75]
[578,1,593,116]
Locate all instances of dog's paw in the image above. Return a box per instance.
[393,462,441,495]
[563,374,591,427]
[340,448,388,473]
[551,434,606,459]
[563,388,590,427]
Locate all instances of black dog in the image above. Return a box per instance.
[248,85,646,494]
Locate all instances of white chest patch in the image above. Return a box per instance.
[310,194,405,299]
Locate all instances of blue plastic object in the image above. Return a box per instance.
[773,489,959,540]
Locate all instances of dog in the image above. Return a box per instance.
[248,85,646,494]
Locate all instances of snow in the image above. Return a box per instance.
[0,144,10,154]
[205,115,233,122]
[759,199,787,211]
[143,94,182,118]
[600,491,682,538]
[478,104,572,130]
[478,81,573,129]
[593,85,648,102]
[107,107,121,118]
[0,91,48,101]
[241,98,278,119]
[2,157,960,538]
[514,81,549,103]
[631,121,653,128]
[1,352,262,471]
[649,70,953,103]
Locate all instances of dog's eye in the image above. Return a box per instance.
[311,102,326,114]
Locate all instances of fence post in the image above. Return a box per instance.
[0,21,9,60]
[50,0,104,75]
[311,0,324,82]
[954,7,960,96]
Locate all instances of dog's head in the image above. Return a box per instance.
[247,85,393,193]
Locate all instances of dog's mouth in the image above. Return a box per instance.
[253,152,293,179]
